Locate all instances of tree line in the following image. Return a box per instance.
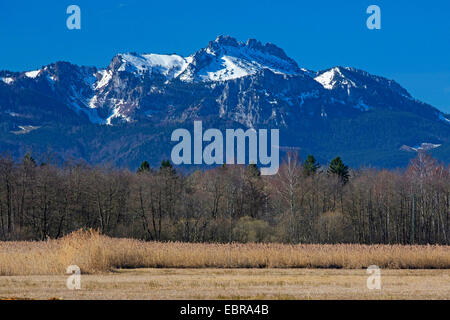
[0,152,448,244]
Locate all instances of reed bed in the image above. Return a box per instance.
[0,230,449,275]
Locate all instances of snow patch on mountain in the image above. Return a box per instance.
[5,110,22,117]
[178,36,301,82]
[1,77,15,84]
[95,70,113,90]
[25,70,41,78]
[11,125,40,135]
[400,142,442,152]
[117,53,189,79]
[439,113,450,125]
[105,99,132,125]
[314,67,356,90]
[198,55,254,82]
[314,68,337,89]
[74,100,105,125]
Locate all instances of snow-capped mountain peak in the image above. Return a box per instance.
[314,67,355,90]
[178,35,302,82]
[112,52,190,79]
[100,36,302,84]
[314,66,412,99]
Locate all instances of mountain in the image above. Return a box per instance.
[1,35,449,169]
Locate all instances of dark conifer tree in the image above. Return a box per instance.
[327,156,349,184]
[246,163,261,177]
[303,155,319,176]
[159,159,176,175]
[137,161,151,173]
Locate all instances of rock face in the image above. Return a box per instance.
[1,36,449,168]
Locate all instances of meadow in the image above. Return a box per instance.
[1,268,449,300]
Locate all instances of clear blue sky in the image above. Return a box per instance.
[1,0,449,113]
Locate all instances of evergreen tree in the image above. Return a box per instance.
[246,163,261,177]
[303,155,319,176]
[137,161,151,173]
[327,156,349,184]
[159,159,176,175]
[23,153,36,167]
[244,163,265,219]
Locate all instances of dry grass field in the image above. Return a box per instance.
[0,230,449,300]
[0,268,449,300]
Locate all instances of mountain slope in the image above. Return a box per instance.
[0,36,449,168]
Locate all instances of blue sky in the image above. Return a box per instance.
[0,0,449,113]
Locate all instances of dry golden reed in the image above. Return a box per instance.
[0,229,449,275]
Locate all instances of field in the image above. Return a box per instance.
[0,230,449,300]
[1,269,449,300]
